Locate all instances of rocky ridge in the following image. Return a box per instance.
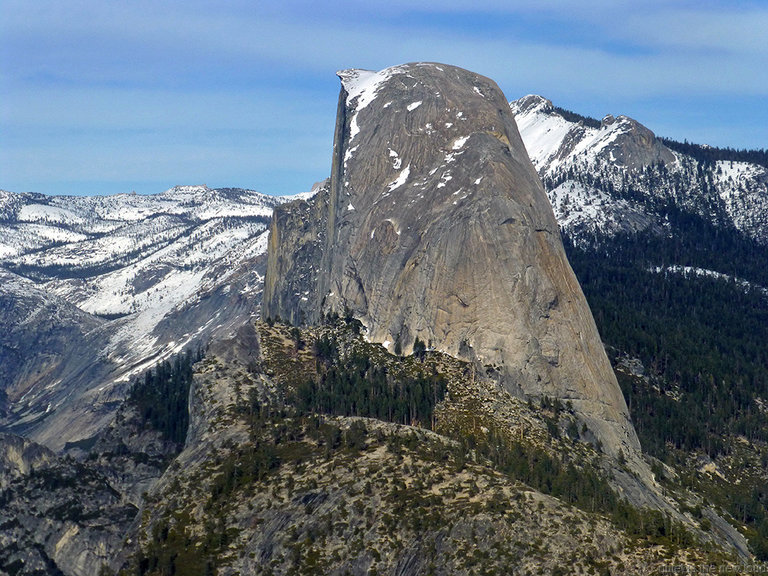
[116,320,736,574]
[510,94,768,246]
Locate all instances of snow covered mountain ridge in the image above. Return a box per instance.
[510,95,768,246]
[0,185,302,449]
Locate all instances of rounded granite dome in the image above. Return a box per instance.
[264,62,641,459]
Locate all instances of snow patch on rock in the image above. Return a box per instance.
[452,136,470,150]
[388,165,411,192]
[407,101,423,112]
[338,67,406,143]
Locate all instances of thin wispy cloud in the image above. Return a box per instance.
[617,8,768,55]
[1,0,766,196]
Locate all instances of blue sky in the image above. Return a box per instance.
[2,0,767,197]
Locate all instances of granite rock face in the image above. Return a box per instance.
[0,433,139,576]
[0,403,177,575]
[263,63,639,457]
[0,432,55,488]
[263,184,328,326]
[595,113,676,170]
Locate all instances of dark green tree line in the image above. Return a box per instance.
[128,348,203,446]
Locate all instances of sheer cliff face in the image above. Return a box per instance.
[263,63,639,456]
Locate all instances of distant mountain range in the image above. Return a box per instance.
[0,186,302,449]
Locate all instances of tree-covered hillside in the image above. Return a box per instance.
[122,320,728,576]
[563,223,768,558]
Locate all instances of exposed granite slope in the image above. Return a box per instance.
[263,63,639,460]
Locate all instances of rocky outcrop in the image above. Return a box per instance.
[0,433,139,576]
[0,395,180,575]
[597,114,676,169]
[0,432,56,488]
[263,63,640,459]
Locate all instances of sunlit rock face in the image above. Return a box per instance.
[264,63,640,458]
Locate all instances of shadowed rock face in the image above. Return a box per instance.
[0,270,113,439]
[263,63,639,457]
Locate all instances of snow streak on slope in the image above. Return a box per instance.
[649,265,768,297]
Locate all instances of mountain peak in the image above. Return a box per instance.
[265,63,641,460]
[515,94,554,115]
[512,95,675,172]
